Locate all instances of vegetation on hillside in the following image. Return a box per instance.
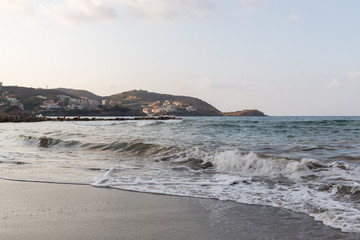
[110,90,222,116]
[0,87,223,116]
[223,110,266,116]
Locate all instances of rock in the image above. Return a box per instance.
[223,109,267,116]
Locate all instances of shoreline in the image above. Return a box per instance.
[1,180,359,240]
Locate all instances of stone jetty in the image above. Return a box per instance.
[0,115,181,123]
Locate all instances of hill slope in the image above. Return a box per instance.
[110,90,222,116]
[0,86,222,116]
[56,88,104,101]
[3,86,71,100]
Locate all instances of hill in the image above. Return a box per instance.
[3,86,72,100]
[0,86,222,116]
[0,86,137,116]
[223,110,267,116]
[56,88,104,101]
[109,90,222,116]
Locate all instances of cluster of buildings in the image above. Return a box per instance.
[101,99,120,108]
[39,95,100,111]
[142,100,197,115]
[0,90,101,111]
[4,97,24,110]
[0,86,24,110]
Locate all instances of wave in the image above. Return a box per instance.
[73,119,183,127]
[18,134,182,158]
[89,147,360,233]
[19,135,82,148]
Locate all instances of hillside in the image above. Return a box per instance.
[110,90,222,116]
[3,86,72,100]
[0,86,136,116]
[0,86,222,116]
[56,88,104,101]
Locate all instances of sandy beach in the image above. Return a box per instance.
[0,180,358,240]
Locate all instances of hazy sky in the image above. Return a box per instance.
[1,0,359,115]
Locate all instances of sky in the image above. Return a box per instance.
[0,0,360,116]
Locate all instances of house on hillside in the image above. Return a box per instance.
[7,97,24,110]
[186,106,197,112]
[142,108,151,115]
[40,101,61,110]
[37,95,47,100]
[56,95,70,100]
[172,101,183,107]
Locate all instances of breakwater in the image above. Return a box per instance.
[0,115,180,123]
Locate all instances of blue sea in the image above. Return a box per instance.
[1,116,360,233]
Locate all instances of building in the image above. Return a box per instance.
[37,95,47,100]
[186,106,197,112]
[101,99,108,106]
[172,101,183,107]
[125,95,138,100]
[7,97,24,110]
[40,101,62,110]
[142,108,151,115]
[56,95,70,100]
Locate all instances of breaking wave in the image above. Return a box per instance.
[12,116,360,234]
[90,148,360,233]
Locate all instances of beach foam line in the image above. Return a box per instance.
[0,176,88,185]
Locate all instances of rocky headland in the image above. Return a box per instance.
[223,110,267,117]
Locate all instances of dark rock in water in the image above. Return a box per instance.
[223,109,267,116]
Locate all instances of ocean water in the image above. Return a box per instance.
[1,116,360,233]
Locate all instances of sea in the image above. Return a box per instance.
[1,116,360,234]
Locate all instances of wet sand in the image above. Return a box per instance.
[0,180,358,240]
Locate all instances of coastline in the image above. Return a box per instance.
[1,180,359,240]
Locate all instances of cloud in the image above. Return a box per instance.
[288,13,299,21]
[327,78,339,88]
[238,0,267,11]
[40,0,117,25]
[112,0,214,20]
[348,72,360,80]
[0,0,34,15]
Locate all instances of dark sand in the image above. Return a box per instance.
[0,180,359,240]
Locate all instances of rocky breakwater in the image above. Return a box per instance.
[0,115,181,123]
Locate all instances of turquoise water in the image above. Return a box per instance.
[1,116,360,233]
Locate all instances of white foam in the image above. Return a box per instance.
[174,149,315,178]
[73,119,182,127]
[73,121,128,126]
[91,153,360,233]
[135,120,158,127]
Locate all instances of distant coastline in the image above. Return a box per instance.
[0,85,266,117]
